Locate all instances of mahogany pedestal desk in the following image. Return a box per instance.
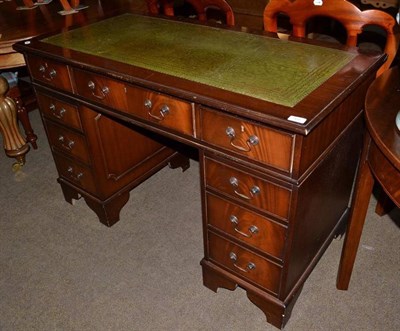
[15,14,384,329]
[337,66,400,290]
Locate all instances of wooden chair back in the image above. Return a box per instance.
[146,0,174,16]
[263,0,400,76]
[185,0,235,26]
[146,0,235,26]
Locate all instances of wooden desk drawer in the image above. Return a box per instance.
[73,68,128,111]
[37,93,82,131]
[126,85,194,136]
[53,153,96,193]
[208,232,281,295]
[26,55,72,92]
[45,120,90,165]
[205,158,291,220]
[200,108,295,172]
[206,194,287,260]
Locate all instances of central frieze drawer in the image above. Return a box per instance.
[72,68,128,111]
[206,193,287,260]
[205,158,291,221]
[208,232,281,295]
[126,85,194,136]
[200,107,295,172]
[45,120,91,165]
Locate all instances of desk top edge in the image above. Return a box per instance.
[14,14,385,135]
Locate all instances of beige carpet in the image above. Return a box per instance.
[0,110,399,331]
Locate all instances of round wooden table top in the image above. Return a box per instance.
[0,0,147,69]
[365,66,400,171]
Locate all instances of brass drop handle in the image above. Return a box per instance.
[58,135,75,150]
[88,80,110,100]
[39,65,57,81]
[144,98,170,121]
[229,215,259,238]
[229,252,256,273]
[49,104,66,119]
[225,126,259,152]
[229,176,261,200]
[67,166,83,181]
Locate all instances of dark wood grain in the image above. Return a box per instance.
[126,84,195,136]
[37,92,83,130]
[206,193,287,260]
[207,231,282,294]
[199,106,295,173]
[78,105,175,199]
[204,157,292,220]
[365,66,400,168]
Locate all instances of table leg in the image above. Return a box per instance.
[337,133,374,290]
[375,192,395,216]
[0,77,30,171]
[59,0,73,10]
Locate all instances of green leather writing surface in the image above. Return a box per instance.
[43,14,355,107]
